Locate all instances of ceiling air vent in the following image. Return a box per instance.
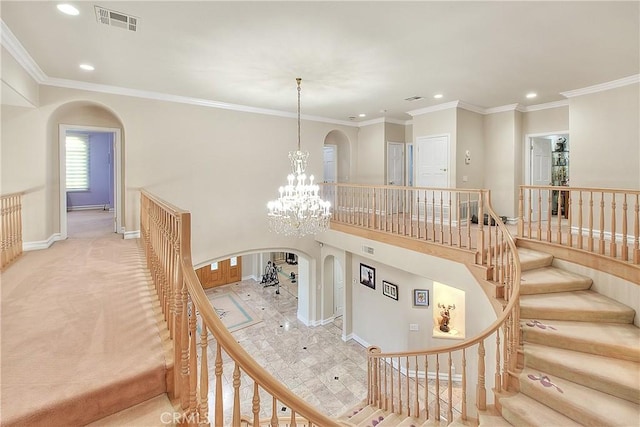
[362,245,374,255]
[95,6,139,32]
[404,96,424,101]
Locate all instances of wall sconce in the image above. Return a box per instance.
[464,150,471,165]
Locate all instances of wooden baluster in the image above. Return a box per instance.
[252,381,260,427]
[461,349,467,421]
[424,355,429,420]
[622,194,628,261]
[610,193,617,258]
[546,189,552,242]
[232,363,241,426]
[447,352,453,423]
[465,193,471,250]
[414,355,419,418]
[634,194,639,264]
[435,354,440,420]
[535,188,542,240]
[502,323,509,391]
[588,191,595,252]
[447,192,453,245]
[477,341,486,411]
[599,192,606,255]
[578,191,584,249]
[556,190,563,244]
[477,193,485,265]
[199,323,209,423]
[409,190,414,238]
[214,343,223,427]
[290,411,297,427]
[270,397,278,427]
[189,304,198,414]
[383,357,388,411]
[403,187,407,236]
[405,357,410,416]
[495,328,502,392]
[371,188,377,229]
[431,190,436,242]
[179,280,189,408]
[567,190,573,247]
[518,187,525,238]
[390,357,395,413]
[397,357,402,415]
[439,191,444,243]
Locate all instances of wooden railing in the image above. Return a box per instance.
[1,192,23,271]
[338,188,522,424]
[519,186,640,265]
[140,190,342,426]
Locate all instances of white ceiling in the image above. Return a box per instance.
[1,1,638,123]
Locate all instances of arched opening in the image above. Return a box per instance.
[48,102,125,239]
[323,130,351,183]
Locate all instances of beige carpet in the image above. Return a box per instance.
[0,227,168,425]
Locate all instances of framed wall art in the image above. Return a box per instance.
[382,281,398,301]
[413,289,429,307]
[359,263,375,289]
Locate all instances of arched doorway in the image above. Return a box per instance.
[49,102,125,240]
[323,130,351,183]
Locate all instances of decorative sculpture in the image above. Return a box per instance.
[438,303,456,333]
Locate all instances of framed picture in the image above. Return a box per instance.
[382,281,398,301]
[360,263,375,289]
[413,289,429,307]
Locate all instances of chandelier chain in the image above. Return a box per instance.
[297,77,301,152]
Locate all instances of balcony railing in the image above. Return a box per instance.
[140,190,342,426]
[320,183,521,423]
[518,186,640,265]
[1,192,23,271]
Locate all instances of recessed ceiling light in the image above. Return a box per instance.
[79,64,95,71]
[434,94,443,99]
[57,4,79,16]
[526,92,537,99]
[358,113,366,118]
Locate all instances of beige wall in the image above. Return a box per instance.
[411,108,456,144]
[483,110,518,217]
[522,105,569,135]
[569,83,640,188]
[1,46,39,107]
[356,122,385,184]
[456,108,484,189]
[384,122,405,143]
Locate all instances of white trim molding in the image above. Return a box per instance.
[23,233,63,251]
[124,230,140,240]
[351,334,371,348]
[560,74,640,98]
[523,99,569,112]
[0,20,47,83]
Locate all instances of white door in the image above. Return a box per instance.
[387,142,404,185]
[415,135,450,220]
[530,138,552,219]
[333,259,344,317]
[323,145,337,183]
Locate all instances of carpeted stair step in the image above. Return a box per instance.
[524,342,640,404]
[520,289,635,323]
[478,405,512,426]
[520,266,592,295]
[499,392,582,427]
[376,412,403,426]
[395,415,447,426]
[517,247,553,271]
[339,402,376,424]
[522,318,640,362]
[356,409,385,427]
[86,394,176,426]
[518,366,640,427]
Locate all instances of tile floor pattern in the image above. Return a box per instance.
[202,278,368,425]
[200,277,462,425]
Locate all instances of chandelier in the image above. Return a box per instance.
[267,78,331,237]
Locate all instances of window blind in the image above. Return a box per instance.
[66,134,90,191]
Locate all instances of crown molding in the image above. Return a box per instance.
[560,74,640,98]
[484,103,521,114]
[457,101,488,115]
[407,100,461,117]
[357,117,386,127]
[1,20,47,83]
[384,117,411,126]
[523,99,569,112]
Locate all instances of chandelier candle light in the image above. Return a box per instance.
[267,78,331,237]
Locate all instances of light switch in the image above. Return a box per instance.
[462,175,468,182]
[409,323,419,331]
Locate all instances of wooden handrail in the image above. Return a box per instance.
[1,192,24,271]
[140,190,340,426]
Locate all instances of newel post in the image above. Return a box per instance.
[476,340,487,411]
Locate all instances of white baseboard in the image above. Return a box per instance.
[67,204,110,211]
[351,334,371,348]
[297,311,310,326]
[342,333,354,342]
[242,274,259,282]
[124,230,140,239]
[23,233,63,251]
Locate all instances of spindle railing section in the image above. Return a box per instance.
[1,192,23,270]
[325,187,521,424]
[140,190,342,426]
[519,186,640,264]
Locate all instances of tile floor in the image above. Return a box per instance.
[202,277,368,424]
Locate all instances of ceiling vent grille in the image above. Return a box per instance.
[362,245,374,255]
[95,6,138,32]
[404,96,423,101]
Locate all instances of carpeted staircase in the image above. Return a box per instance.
[485,247,640,427]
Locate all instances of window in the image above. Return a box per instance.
[210,262,218,271]
[66,134,90,191]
